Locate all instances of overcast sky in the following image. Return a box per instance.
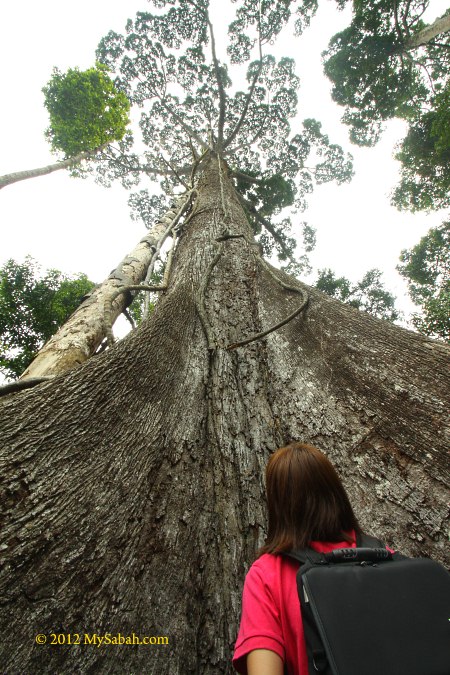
[0,0,448,323]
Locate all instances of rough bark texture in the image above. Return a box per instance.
[0,159,449,674]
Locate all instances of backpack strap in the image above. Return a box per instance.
[287,532,385,564]
[357,532,386,548]
[284,548,326,565]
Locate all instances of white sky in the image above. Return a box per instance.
[0,0,448,323]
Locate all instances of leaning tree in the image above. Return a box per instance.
[1,1,448,673]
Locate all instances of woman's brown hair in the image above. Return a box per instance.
[259,442,360,555]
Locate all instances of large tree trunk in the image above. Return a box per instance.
[0,159,448,674]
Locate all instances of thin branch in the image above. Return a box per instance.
[106,284,168,347]
[104,154,183,177]
[404,54,437,93]
[0,144,108,189]
[224,106,270,156]
[0,376,54,398]
[123,309,136,330]
[226,289,309,350]
[224,21,263,149]
[207,17,227,148]
[239,195,298,267]
[393,0,404,41]
[402,0,413,37]
[159,154,190,190]
[183,0,227,148]
[159,99,209,151]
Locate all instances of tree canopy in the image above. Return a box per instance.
[0,258,94,379]
[323,1,450,210]
[42,63,131,157]
[398,221,449,341]
[392,84,450,211]
[93,0,353,271]
[316,267,399,322]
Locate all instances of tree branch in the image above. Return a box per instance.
[159,99,209,151]
[406,13,450,49]
[0,376,54,398]
[0,144,108,189]
[239,195,298,266]
[207,17,227,149]
[393,0,404,41]
[122,308,136,330]
[182,0,226,148]
[230,169,263,184]
[224,24,263,149]
[224,106,270,156]
[103,150,187,178]
[159,154,190,190]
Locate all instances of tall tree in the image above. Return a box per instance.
[0,64,130,189]
[1,2,448,673]
[323,1,450,209]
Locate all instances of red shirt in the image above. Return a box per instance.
[233,536,358,675]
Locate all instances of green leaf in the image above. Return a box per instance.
[42,63,131,157]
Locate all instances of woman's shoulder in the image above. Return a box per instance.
[248,552,279,575]
[247,552,299,581]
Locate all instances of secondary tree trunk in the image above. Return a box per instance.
[20,193,189,379]
[0,158,448,674]
[406,12,450,48]
[0,147,106,190]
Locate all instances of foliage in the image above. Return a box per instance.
[392,85,450,211]
[323,1,450,210]
[93,0,353,265]
[0,258,95,379]
[397,222,449,341]
[316,267,400,322]
[42,63,131,157]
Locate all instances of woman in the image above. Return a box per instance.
[233,441,361,675]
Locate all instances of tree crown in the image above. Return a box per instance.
[42,63,131,157]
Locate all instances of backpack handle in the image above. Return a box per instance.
[324,547,392,563]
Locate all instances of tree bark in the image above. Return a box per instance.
[406,12,450,48]
[0,146,107,190]
[0,159,448,673]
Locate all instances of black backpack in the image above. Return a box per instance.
[286,534,450,675]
